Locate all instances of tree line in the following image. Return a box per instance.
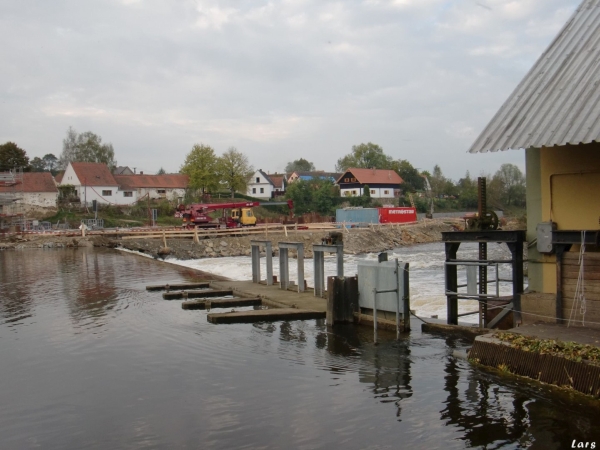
[0,129,525,214]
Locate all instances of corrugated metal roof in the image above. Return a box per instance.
[469,0,600,153]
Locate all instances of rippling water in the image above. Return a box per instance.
[1,247,600,449]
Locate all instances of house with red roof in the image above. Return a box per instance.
[336,168,403,199]
[247,169,286,199]
[0,172,58,210]
[60,162,136,205]
[113,174,189,202]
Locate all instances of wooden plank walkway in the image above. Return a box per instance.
[163,289,233,300]
[208,308,325,324]
[146,282,210,291]
[182,297,261,310]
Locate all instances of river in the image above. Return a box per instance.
[1,246,599,449]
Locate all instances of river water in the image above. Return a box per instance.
[1,246,600,449]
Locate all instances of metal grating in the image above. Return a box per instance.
[469,0,600,154]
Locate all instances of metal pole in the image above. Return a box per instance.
[297,245,305,292]
[280,247,289,290]
[395,258,400,340]
[373,288,378,345]
[265,242,273,286]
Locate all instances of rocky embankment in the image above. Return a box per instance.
[0,220,459,258]
[118,220,457,260]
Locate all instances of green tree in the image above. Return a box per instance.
[43,153,58,173]
[491,163,526,207]
[59,127,117,170]
[156,167,166,175]
[217,147,254,198]
[389,159,424,192]
[285,178,338,215]
[363,184,371,197]
[180,144,219,196]
[30,157,46,172]
[285,158,315,173]
[335,142,392,172]
[0,142,30,170]
[456,171,478,209]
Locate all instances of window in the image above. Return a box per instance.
[260,188,264,193]
[352,190,357,195]
[256,177,260,183]
[157,189,166,194]
[351,177,357,182]
[344,178,349,182]
[123,191,133,197]
[370,190,375,194]
[252,188,256,194]
[102,190,112,196]
[384,190,389,195]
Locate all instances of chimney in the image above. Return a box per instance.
[140,171,143,175]
[372,167,376,175]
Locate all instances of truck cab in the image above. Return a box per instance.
[231,208,257,226]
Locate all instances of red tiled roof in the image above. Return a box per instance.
[113,174,189,189]
[70,162,117,186]
[0,172,58,193]
[267,174,285,189]
[336,168,403,185]
[54,171,64,183]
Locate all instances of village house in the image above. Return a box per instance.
[469,0,600,328]
[336,168,403,198]
[113,173,188,202]
[247,170,286,199]
[59,162,137,206]
[0,172,58,212]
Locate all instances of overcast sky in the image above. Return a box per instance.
[1,0,581,179]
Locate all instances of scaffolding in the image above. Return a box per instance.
[0,168,25,230]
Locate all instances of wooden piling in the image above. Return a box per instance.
[146,282,210,291]
[163,289,233,300]
[207,308,325,324]
[182,297,261,310]
[326,276,358,326]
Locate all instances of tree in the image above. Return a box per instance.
[335,142,392,172]
[156,167,166,175]
[43,154,58,174]
[456,171,478,209]
[59,127,117,170]
[217,147,254,198]
[285,178,338,215]
[389,159,424,192]
[30,157,46,172]
[285,158,315,173]
[490,163,526,207]
[180,144,219,196]
[0,142,30,170]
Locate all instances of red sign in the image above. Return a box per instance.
[378,207,417,224]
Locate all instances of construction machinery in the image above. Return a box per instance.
[175,200,294,229]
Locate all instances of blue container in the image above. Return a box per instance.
[336,208,379,225]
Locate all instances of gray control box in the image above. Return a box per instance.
[536,222,556,253]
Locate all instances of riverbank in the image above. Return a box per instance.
[0,219,458,257]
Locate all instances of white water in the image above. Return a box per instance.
[164,242,521,324]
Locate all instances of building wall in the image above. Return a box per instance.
[340,186,397,198]
[247,172,273,199]
[81,186,137,206]
[22,192,58,208]
[138,188,186,201]
[527,143,600,294]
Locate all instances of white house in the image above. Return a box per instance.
[113,174,189,202]
[247,170,286,199]
[336,168,403,198]
[60,162,137,206]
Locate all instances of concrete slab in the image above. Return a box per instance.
[146,282,210,291]
[182,297,261,310]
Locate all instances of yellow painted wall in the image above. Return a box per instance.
[536,143,600,293]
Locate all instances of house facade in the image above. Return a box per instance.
[336,168,403,198]
[0,172,58,211]
[469,0,600,328]
[60,162,137,206]
[247,170,286,199]
[113,174,188,202]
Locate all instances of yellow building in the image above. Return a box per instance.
[469,0,600,328]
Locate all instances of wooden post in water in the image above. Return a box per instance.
[326,276,358,326]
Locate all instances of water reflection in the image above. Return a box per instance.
[1,248,600,449]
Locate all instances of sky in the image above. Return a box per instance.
[0,0,581,180]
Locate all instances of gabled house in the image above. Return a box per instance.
[469,0,600,328]
[0,172,58,210]
[247,170,286,199]
[113,166,134,175]
[60,162,137,205]
[287,171,341,184]
[113,174,189,202]
[336,168,403,198]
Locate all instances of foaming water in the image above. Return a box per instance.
[1,247,599,449]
